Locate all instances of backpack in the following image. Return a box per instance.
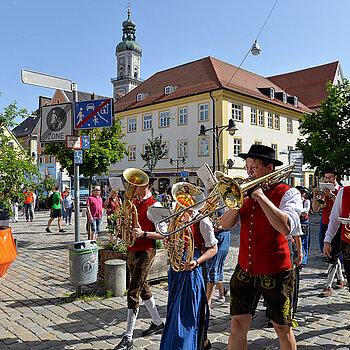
[47,193,54,209]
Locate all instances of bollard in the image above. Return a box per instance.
[104,259,126,297]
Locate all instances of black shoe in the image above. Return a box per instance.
[45,227,52,233]
[59,229,66,233]
[141,321,164,337]
[204,339,212,350]
[114,336,133,350]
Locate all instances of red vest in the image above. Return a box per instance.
[341,186,350,243]
[127,196,157,251]
[239,183,292,275]
[322,185,340,225]
[191,221,204,251]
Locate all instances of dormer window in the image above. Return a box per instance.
[257,87,275,100]
[287,95,298,107]
[270,88,275,99]
[164,85,178,95]
[275,91,287,103]
[137,93,143,101]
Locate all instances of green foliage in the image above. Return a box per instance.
[296,79,350,175]
[35,177,57,202]
[43,121,127,181]
[140,129,167,174]
[0,92,28,129]
[104,289,113,299]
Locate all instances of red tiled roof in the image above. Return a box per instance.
[268,61,339,109]
[115,56,312,114]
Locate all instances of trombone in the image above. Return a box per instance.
[159,164,294,236]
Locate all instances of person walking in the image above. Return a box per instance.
[46,186,66,233]
[23,186,34,222]
[86,186,103,241]
[63,189,74,225]
[103,190,121,237]
[312,166,346,297]
[10,192,19,223]
[221,144,302,350]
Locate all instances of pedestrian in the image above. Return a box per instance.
[61,187,69,221]
[296,186,311,265]
[103,190,121,237]
[206,207,230,308]
[114,173,166,350]
[23,186,34,222]
[86,186,103,241]
[45,186,66,233]
[63,189,74,225]
[221,144,302,350]
[10,190,19,223]
[159,208,217,350]
[324,185,350,291]
[312,166,346,297]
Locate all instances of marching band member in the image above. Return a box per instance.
[221,144,302,350]
[312,166,346,297]
[324,185,350,292]
[115,172,166,350]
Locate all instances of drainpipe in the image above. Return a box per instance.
[209,91,216,172]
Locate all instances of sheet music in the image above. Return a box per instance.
[148,207,173,224]
[319,182,335,191]
[196,163,217,190]
[109,177,125,191]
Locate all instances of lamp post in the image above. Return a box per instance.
[199,118,238,172]
[169,157,186,182]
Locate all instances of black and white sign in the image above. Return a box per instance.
[40,103,72,143]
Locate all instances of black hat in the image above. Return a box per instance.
[239,144,283,166]
[295,186,310,194]
[144,170,158,185]
[322,166,339,175]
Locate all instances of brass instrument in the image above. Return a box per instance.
[160,164,295,235]
[165,182,206,271]
[315,190,327,208]
[121,168,149,247]
[339,216,350,239]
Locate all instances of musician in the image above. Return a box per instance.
[114,173,166,350]
[324,186,350,291]
[221,144,302,350]
[312,166,345,297]
[159,208,217,350]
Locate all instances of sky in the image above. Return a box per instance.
[1,0,349,126]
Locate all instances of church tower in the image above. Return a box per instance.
[112,9,142,98]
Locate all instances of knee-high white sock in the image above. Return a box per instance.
[125,308,139,341]
[326,263,337,287]
[144,296,162,326]
[335,259,345,281]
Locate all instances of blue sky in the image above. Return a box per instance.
[1,0,349,125]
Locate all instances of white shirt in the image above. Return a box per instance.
[189,210,218,248]
[324,187,344,243]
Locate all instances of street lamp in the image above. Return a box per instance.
[199,118,238,171]
[169,157,186,181]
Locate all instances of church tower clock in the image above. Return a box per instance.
[112,9,142,98]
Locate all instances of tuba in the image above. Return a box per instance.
[121,168,149,247]
[166,182,206,272]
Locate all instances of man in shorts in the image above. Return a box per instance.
[46,186,66,233]
[221,144,302,350]
[86,186,103,241]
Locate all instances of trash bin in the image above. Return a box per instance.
[69,240,99,286]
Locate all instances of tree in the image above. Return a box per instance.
[44,122,127,190]
[0,92,28,129]
[296,79,350,175]
[140,129,167,174]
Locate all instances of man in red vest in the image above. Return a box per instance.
[221,144,302,350]
[115,173,166,350]
[324,185,350,293]
[312,166,346,297]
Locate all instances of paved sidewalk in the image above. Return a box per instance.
[1,211,350,349]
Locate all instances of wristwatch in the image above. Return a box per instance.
[143,231,148,238]
[196,260,200,267]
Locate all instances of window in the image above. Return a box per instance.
[199,103,209,121]
[232,104,242,122]
[287,118,293,133]
[128,146,136,161]
[258,110,264,126]
[199,138,209,156]
[128,117,137,132]
[287,146,293,151]
[233,138,242,156]
[271,143,278,155]
[178,107,188,125]
[49,155,55,163]
[159,111,170,128]
[136,93,143,101]
[267,113,273,128]
[254,140,262,145]
[178,140,188,158]
[164,86,171,94]
[251,108,257,125]
[274,114,280,130]
[143,114,152,130]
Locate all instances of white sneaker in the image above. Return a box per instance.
[217,296,225,302]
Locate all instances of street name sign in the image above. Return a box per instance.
[40,103,72,143]
[66,135,82,149]
[74,150,83,164]
[21,69,72,91]
[74,98,113,129]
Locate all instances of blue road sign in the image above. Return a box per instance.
[74,98,113,129]
[180,171,188,178]
[81,136,90,150]
[74,150,83,164]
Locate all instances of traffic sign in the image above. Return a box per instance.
[40,103,72,143]
[74,98,113,129]
[66,135,82,149]
[181,171,188,177]
[82,136,91,149]
[74,150,83,164]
